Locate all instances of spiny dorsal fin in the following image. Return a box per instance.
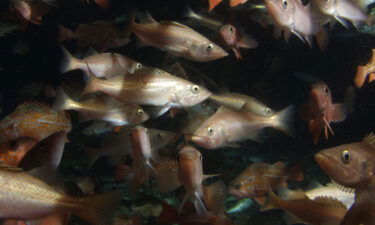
[0,164,23,172]
[330,180,355,193]
[16,101,51,113]
[363,133,375,148]
[313,196,347,209]
[159,21,190,29]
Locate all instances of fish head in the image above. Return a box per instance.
[174,83,212,107]
[177,146,203,190]
[310,82,332,111]
[11,0,32,21]
[125,105,150,125]
[0,137,38,166]
[219,25,237,46]
[188,41,228,62]
[315,142,374,188]
[265,0,295,28]
[191,120,227,149]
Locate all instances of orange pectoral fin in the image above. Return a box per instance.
[331,103,347,123]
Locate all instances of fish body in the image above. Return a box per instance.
[177,146,207,216]
[0,167,121,225]
[355,49,375,88]
[228,162,288,204]
[128,15,228,62]
[52,88,149,126]
[0,101,71,141]
[265,0,319,46]
[300,82,347,144]
[191,105,293,149]
[82,67,212,109]
[60,46,142,78]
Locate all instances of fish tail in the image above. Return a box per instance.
[77,190,123,225]
[60,45,78,73]
[273,105,295,137]
[81,74,100,96]
[259,188,280,212]
[51,87,75,112]
[203,180,227,215]
[182,5,195,18]
[354,65,368,88]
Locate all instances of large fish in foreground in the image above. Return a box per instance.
[265,0,320,46]
[82,67,212,110]
[127,13,228,62]
[0,166,122,225]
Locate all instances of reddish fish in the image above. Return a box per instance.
[355,49,375,88]
[10,0,55,25]
[208,0,223,11]
[218,24,258,60]
[300,82,347,144]
[0,137,38,167]
[229,0,248,7]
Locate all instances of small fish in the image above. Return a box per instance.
[265,0,320,46]
[0,101,71,142]
[52,88,149,126]
[209,92,274,117]
[60,46,143,78]
[228,162,303,204]
[0,166,122,225]
[354,49,375,88]
[312,0,369,28]
[300,82,347,144]
[260,188,348,225]
[59,21,130,52]
[127,13,228,62]
[82,67,212,111]
[191,105,294,149]
[218,24,258,60]
[0,137,38,167]
[177,146,207,216]
[10,0,55,25]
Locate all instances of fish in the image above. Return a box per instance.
[218,24,258,60]
[127,13,228,62]
[183,6,224,31]
[311,0,369,29]
[10,0,55,25]
[81,66,212,111]
[300,82,347,144]
[260,188,348,225]
[265,0,320,47]
[52,88,149,126]
[0,101,71,142]
[60,46,143,78]
[191,105,294,149]
[228,161,303,204]
[0,137,38,167]
[354,48,375,88]
[209,92,274,117]
[59,21,130,52]
[0,166,122,225]
[81,120,113,135]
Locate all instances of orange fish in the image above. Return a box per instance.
[10,0,55,25]
[0,101,71,142]
[355,49,375,88]
[300,82,347,144]
[208,0,223,11]
[0,137,38,167]
[228,162,303,204]
[229,0,248,7]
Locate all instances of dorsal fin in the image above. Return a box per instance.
[159,21,190,29]
[15,101,51,113]
[330,180,355,193]
[313,196,347,209]
[27,166,66,193]
[363,133,375,148]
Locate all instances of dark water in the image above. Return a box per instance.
[0,0,374,224]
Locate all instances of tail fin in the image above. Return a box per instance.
[60,46,78,74]
[77,190,123,225]
[52,87,75,112]
[259,189,280,212]
[354,65,367,88]
[182,5,195,19]
[273,105,295,137]
[203,180,227,215]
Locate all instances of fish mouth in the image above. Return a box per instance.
[314,152,335,176]
[191,135,215,149]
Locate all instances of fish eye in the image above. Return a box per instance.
[264,108,272,115]
[137,109,144,116]
[136,63,142,69]
[234,184,241,189]
[206,44,214,52]
[191,85,200,94]
[282,0,288,8]
[228,26,234,33]
[199,154,203,161]
[342,150,351,164]
[207,127,214,135]
[324,87,329,95]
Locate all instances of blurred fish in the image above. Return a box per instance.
[127,13,228,62]
[82,120,113,135]
[228,162,303,204]
[208,0,249,11]
[82,67,212,111]
[0,137,38,167]
[354,49,375,88]
[0,22,19,37]
[81,0,110,9]
[191,105,294,149]
[300,82,347,144]
[218,24,258,60]
[3,213,70,225]
[0,101,71,141]
[0,166,122,225]
[74,176,95,195]
[10,0,56,25]
[59,21,130,52]
[312,0,369,28]
[260,188,348,225]
[60,46,143,78]
[52,88,149,126]
[183,6,224,31]
[265,0,320,46]
[230,0,248,8]
[209,92,274,116]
